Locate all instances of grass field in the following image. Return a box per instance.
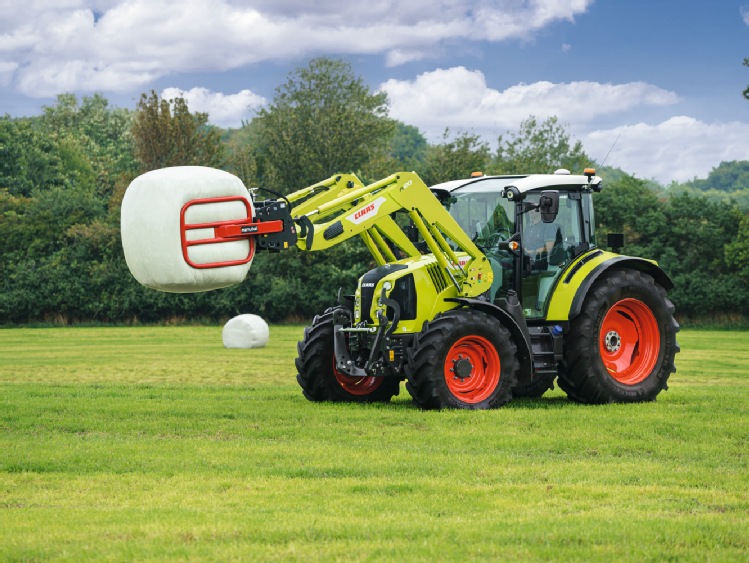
[1,326,748,561]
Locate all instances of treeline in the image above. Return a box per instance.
[2,58,748,325]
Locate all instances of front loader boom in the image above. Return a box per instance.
[279,171,493,298]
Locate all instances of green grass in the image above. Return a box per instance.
[1,327,748,561]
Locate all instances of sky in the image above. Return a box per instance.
[2,0,749,184]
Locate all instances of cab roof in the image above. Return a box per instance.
[431,171,602,195]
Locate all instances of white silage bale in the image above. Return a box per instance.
[121,166,255,293]
[222,314,270,349]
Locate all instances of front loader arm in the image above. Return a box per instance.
[281,173,419,262]
[285,173,365,216]
[287,172,493,298]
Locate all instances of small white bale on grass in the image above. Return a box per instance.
[222,314,270,349]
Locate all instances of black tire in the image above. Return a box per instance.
[513,373,555,398]
[405,309,519,410]
[295,307,401,403]
[558,269,679,404]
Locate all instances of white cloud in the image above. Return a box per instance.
[160,87,267,128]
[584,117,749,183]
[1,0,594,96]
[381,67,749,184]
[385,49,430,67]
[0,61,19,86]
[741,6,749,26]
[380,67,678,141]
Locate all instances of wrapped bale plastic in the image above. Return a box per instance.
[121,166,254,293]
[222,314,270,349]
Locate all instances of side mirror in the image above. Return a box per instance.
[539,190,559,223]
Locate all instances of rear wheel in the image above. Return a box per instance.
[558,269,679,403]
[406,309,518,409]
[295,307,401,403]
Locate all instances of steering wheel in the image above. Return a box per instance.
[487,228,512,247]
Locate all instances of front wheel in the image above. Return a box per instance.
[405,309,519,410]
[558,269,679,404]
[295,307,401,403]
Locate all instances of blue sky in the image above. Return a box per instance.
[2,0,749,184]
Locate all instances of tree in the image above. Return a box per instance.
[0,180,111,324]
[744,57,749,100]
[493,116,590,174]
[0,117,67,197]
[243,58,397,318]
[654,193,745,318]
[725,212,749,282]
[131,91,225,172]
[40,93,137,196]
[255,57,395,192]
[221,121,261,187]
[593,172,666,255]
[685,160,749,192]
[420,130,491,185]
[390,122,427,169]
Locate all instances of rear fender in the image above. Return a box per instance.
[567,256,673,321]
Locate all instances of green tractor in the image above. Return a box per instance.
[121,167,679,410]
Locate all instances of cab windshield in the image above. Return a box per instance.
[443,180,516,249]
[440,179,518,305]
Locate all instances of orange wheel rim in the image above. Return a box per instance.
[333,361,383,396]
[599,298,660,385]
[444,335,501,404]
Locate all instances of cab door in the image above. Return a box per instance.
[519,191,584,318]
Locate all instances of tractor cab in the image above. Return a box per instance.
[434,169,602,319]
